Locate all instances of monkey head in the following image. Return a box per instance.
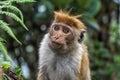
[48,11,86,53]
[49,23,74,50]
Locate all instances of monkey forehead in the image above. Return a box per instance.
[52,23,73,29]
[54,11,86,30]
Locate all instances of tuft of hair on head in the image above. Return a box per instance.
[54,11,86,30]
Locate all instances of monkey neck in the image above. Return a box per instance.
[39,34,84,80]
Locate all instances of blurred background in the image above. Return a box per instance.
[0,0,120,80]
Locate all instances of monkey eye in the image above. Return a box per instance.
[54,25,59,31]
[63,27,70,34]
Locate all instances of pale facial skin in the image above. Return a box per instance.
[49,23,74,51]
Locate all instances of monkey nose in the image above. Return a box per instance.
[54,36,59,40]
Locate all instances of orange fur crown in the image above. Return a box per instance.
[54,11,86,30]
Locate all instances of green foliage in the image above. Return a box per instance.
[84,0,101,16]
[83,17,100,30]
[88,40,110,79]
[0,0,34,65]
[0,37,13,63]
[6,0,35,3]
[15,66,22,80]
[81,0,101,30]
[3,62,11,69]
[0,5,24,21]
[2,76,7,80]
[0,1,34,80]
[51,0,73,7]
[0,11,28,30]
[110,19,120,46]
[0,54,11,70]
[77,0,92,10]
[0,21,21,44]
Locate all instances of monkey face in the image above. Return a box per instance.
[49,23,74,51]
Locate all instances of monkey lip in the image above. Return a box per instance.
[50,41,62,48]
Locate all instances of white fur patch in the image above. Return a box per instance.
[38,33,84,80]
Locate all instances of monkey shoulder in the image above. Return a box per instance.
[78,43,90,80]
[81,43,88,50]
[80,43,89,62]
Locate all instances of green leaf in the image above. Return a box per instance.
[0,1,7,5]
[8,0,35,3]
[51,0,73,7]
[0,37,5,43]
[3,61,11,69]
[84,17,100,30]
[2,76,8,80]
[15,66,22,80]
[1,5,24,21]
[0,41,13,63]
[15,66,21,73]
[85,0,101,16]
[114,55,120,63]
[77,0,92,9]
[0,20,22,44]
[0,54,4,66]
[0,11,28,30]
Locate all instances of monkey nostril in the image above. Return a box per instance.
[55,37,58,39]
[54,36,59,40]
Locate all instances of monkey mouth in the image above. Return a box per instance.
[50,41,62,49]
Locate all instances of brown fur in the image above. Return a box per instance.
[54,11,86,30]
[37,70,43,80]
[37,11,91,80]
[79,45,91,80]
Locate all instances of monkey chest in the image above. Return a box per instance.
[44,58,79,80]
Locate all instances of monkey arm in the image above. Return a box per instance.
[37,67,49,80]
[37,70,49,80]
[37,70,43,80]
[79,49,91,80]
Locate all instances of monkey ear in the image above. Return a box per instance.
[78,29,86,43]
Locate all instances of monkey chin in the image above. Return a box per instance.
[49,41,62,49]
[48,41,69,54]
